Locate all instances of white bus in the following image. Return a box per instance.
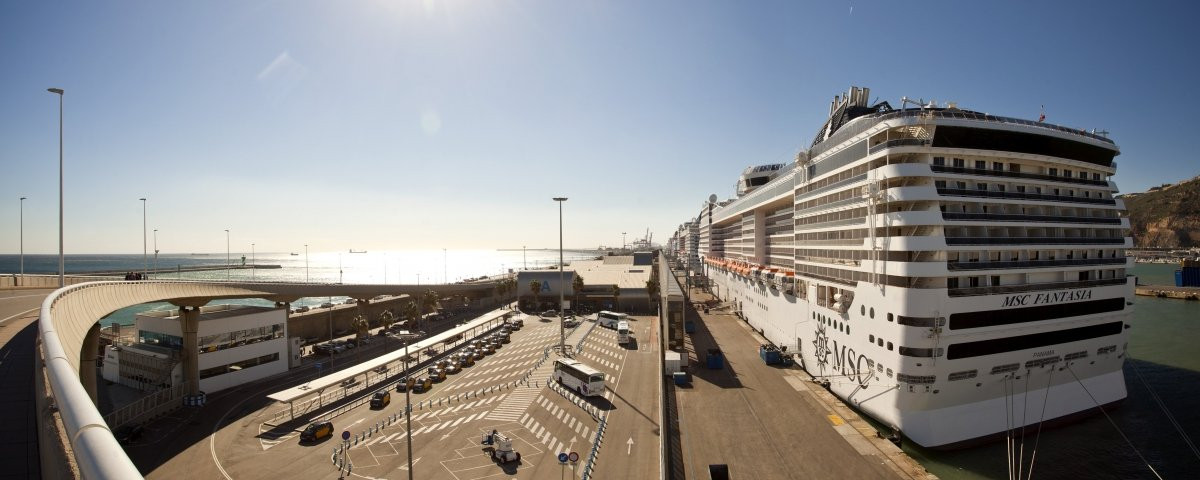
[597,311,628,329]
[617,321,631,345]
[553,358,605,396]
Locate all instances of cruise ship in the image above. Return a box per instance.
[669,87,1133,449]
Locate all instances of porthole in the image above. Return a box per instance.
[877,338,883,347]
[860,305,866,316]
[869,308,875,319]
[887,341,894,351]
[869,334,875,343]
[887,313,893,322]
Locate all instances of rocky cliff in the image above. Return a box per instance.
[1121,175,1200,248]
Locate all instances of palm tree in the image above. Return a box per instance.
[379,309,396,331]
[646,278,660,306]
[378,309,395,350]
[572,274,585,312]
[403,300,421,332]
[350,314,370,345]
[529,280,542,311]
[611,284,621,312]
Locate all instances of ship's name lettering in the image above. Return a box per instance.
[830,340,874,388]
[1001,289,1092,308]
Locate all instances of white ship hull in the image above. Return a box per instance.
[707,267,1131,448]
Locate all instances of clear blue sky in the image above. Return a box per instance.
[2,1,1197,254]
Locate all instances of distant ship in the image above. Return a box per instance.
[290,253,299,256]
[669,86,1131,449]
[349,249,367,254]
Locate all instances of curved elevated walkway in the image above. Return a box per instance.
[39,280,498,479]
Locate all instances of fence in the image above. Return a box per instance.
[580,414,608,480]
[102,384,187,430]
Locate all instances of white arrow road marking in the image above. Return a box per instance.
[626,437,634,455]
[397,457,423,470]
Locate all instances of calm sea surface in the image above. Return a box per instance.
[0,249,601,325]
[3,256,1195,478]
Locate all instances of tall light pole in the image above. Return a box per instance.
[48,87,64,287]
[304,244,309,282]
[403,337,414,479]
[140,198,147,279]
[522,245,526,271]
[153,229,159,279]
[251,243,256,281]
[19,197,26,277]
[553,197,567,353]
[622,232,627,251]
[443,248,447,284]
[224,229,230,281]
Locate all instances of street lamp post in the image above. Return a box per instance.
[224,229,230,281]
[19,197,26,277]
[522,246,526,270]
[443,248,447,284]
[140,198,147,279]
[251,243,256,281]
[153,229,159,279]
[622,232,627,251]
[47,87,64,287]
[553,197,567,353]
[304,244,309,282]
[403,339,414,479]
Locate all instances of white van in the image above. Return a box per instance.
[597,311,628,329]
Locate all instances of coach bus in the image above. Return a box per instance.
[553,358,605,396]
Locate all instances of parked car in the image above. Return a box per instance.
[428,367,446,382]
[370,390,391,409]
[412,377,432,393]
[396,376,415,392]
[114,425,143,445]
[320,302,335,308]
[300,421,334,442]
[541,310,558,318]
[294,306,311,313]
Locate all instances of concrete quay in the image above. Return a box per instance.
[1134,284,1200,300]
[670,287,935,480]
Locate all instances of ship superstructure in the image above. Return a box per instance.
[670,87,1133,448]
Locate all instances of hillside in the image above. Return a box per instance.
[1120,174,1200,248]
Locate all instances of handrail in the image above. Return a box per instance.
[945,237,1126,246]
[931,165,1110,187]
[947,257,1127,271]
[936,187,1117,205]
[941,212,1123,225]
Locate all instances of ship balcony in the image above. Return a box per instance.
[947,277,1128,297]
[941,211,1126,227]
[872,162,934,179]
[946,257,1129,271]
[881,185,942,203]
[936,187,1117,206]
[944,236,1131,247]
[931,165,1110,187]
[877,210,945,227]
[868,138,932,155]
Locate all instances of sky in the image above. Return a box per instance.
[2,0,1198,254]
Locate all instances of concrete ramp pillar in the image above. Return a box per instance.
[80,323,102,403]
[180,306,201,394]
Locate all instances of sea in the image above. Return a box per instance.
[2,255,1196,479]
[0,249,601,325]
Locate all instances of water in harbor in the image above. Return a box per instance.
[0,249,602,326]
[908,263,1200,480]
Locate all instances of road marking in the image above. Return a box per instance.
[0,308,37,326]
[627,437,634,455]
[827,414,845,426]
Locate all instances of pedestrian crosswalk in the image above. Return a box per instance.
[357,409,494,449]
[485,384,544,422]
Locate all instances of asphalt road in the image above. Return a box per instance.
[0,288,54,480]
